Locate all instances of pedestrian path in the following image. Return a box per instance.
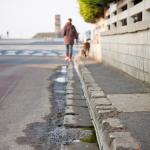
[75,57,150,150]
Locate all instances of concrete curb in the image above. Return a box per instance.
[74,58,141,150]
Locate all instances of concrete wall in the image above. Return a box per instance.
[91,0,150,84]
[101,23,150,83]
[90,43,102,63]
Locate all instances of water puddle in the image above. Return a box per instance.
[16,65,97,150]
[16,66,69,149]
[54,66,67,83]
[61,66,67,73]
[54,77,66,83]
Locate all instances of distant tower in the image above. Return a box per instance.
[55,15,61,37]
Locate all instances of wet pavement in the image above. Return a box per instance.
[0,40,98,150]
[79,58,150,150]
[15,64,98,150]
[16,66,68,150]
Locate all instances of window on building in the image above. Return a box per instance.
[107,15,110,19]
[121,4,127,12]
[133,0,143,5]
[132,12,142,23]
[113,22,117,27]
[107,25,110,30]
[121,18,127,26]
[113,11,117,15]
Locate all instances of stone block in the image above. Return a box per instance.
[109,132,140,150]
[87,86,102,92]
[90,91,106,98]
[66,89,74,94]
[83,76,95,83]
[66,89,83,95]
[102,118,124,130]
[66,99,87,107]
[87,83,99,88]
[65,106,90,116]
[80,67,89,73]
[66,94,85,100]
[61,142,98,150]
[64,115,93,128]
[66,85,73,90]
[92,98,112,106]
[96,109,118,122]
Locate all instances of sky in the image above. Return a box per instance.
[0,0,93,39]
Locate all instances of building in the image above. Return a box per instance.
[55,15,61,37]
[91,0,150,83]
[33,14,62,39]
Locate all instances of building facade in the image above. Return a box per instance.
[55,14,61,38]
[92,0,150,83]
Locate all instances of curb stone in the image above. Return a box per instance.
[62,62,98,149]
[74,59,140,150]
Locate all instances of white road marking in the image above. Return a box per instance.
[0,50,65,56]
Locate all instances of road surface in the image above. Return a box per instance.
[0,40,76,150]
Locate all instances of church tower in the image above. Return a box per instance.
[55,15,61,37]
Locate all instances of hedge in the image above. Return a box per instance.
[78,0,116,23]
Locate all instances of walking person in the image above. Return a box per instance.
[62,18,78,61]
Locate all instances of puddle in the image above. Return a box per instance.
[47,127,81,145]
[54,77,66,83]
[16,66,69,149]
[16,66,97,150]
[61,66,67,73]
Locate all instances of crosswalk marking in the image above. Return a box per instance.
[0,50,66,56]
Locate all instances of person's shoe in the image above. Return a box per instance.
[68,58,72,62]
[65,56,69,61]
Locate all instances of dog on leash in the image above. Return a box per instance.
[80,40,90,58]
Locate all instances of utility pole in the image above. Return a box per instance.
[7,31,9,39]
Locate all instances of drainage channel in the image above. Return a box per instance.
[61,64,99,150]
[47,65,82,149]
[16,65,98,150]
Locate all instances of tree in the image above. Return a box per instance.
[78,0,116,23]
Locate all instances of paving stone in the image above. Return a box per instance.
[68,80,74,83]
[102,118,124,129]
[84,77,95,83]
[108,93,150,112]
[88,86,102,92]
[80,67,89,73]
[66,89,83,95]
[66,85,73,90]
[92,98,112,106]
[65,106,90,116]
[96,109,117,122]
[95,105,114,111]
[66,94,85,100]
[66,89,74,94]
[66,99,87,107]
[87,83,99,88]
[90,91,106,98]
[64,115,93,128]
[61,142,98,150]
[109,132,140,150]
[83,74,94,80]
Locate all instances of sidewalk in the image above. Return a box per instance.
[75,57,150,150]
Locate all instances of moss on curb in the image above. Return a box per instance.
[80,131,97,143]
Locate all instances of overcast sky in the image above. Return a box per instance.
[0,0,93,38]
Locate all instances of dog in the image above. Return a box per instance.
[80,40,90,58]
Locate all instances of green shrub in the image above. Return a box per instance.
[78,0,116,23]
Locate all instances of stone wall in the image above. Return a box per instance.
[90,0,150,84]
[101,23,150,83]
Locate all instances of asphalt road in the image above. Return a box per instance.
[0,40,72,150]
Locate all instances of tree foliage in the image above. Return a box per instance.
[78,0,115,23]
